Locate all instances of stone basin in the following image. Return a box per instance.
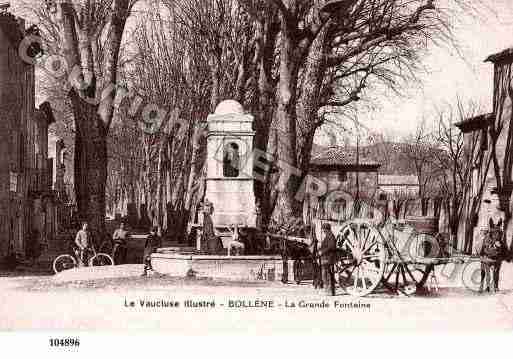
[151,252,290,282]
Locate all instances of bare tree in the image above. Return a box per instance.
[432,102,468,250]
[24,0,138,241]
[428,100,493,253]
[402,120,439,198]
[164,0,480,225]
[119,4,214,238]
[28,0,483,237]
[239,0,479,222]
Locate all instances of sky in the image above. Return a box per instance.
[353,0,513,139]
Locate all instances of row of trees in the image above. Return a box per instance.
[25,0,482,239]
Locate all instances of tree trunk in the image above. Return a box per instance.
[71,92,107,245]
[184,121,204,211]
[296,27,328,174]
[269,2,302,222]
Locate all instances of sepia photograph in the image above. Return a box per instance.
[1,0,513,346]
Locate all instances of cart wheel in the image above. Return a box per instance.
[336,219,386,297]
[383,262,433,295]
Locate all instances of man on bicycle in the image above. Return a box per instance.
[112,222,129,264]
[75,222,92,266]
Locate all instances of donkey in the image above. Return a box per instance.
[480,218,506,292]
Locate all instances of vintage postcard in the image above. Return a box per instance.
[1,0,513,347]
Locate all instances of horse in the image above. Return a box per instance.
[277,228,323,287]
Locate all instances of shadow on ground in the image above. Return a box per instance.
[11,272,513,302]
[16,274,285,293]
[0,269,53,278]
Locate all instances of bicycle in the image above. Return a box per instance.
[52,243,114,274]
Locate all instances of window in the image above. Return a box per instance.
[338,171,347,182]
[223,142,240,177]
[379,193,387,201]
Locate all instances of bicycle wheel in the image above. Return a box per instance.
[89,253,114,267]
[53,254,77,274]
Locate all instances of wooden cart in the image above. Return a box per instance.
[330,218,487,297]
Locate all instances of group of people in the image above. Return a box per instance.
[70,208,508,294]
[200,198,339,293]
[73,221,161,276]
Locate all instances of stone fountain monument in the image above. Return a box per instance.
[150,100,284,282]
[204,99,257,228]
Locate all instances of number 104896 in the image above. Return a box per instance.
[49,338,80,347]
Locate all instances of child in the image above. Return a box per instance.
[142,227,162,276]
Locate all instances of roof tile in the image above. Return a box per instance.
[310,146,380,167]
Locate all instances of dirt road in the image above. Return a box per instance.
[1,264,513,331]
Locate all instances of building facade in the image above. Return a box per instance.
[310,146,380,199]
[455,47,513,254]
[309,146,380,221]
[0,10,56,259]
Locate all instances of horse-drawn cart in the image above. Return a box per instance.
[279,217,491,297]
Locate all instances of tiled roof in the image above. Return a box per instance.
[486,47,513,64]
[378,175,418,186]
[310,146,381,168]
[454,113,494,133]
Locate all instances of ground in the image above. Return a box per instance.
[1,263,513,331]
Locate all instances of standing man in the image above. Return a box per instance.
[75,222,91,266]
[112,222,129,264]
[307,225,322,289]
[142,227,162,276]
[319,223,337,296]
